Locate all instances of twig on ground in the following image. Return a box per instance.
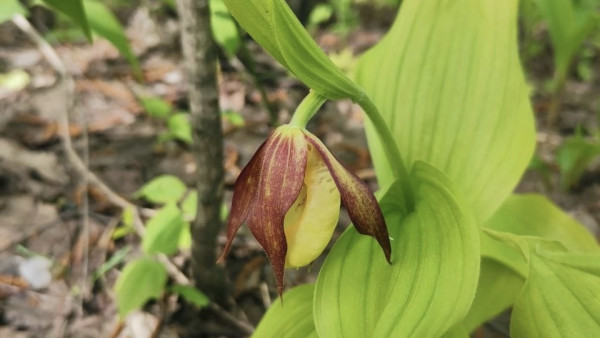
[11,14,253,335]
[12,13,91,313]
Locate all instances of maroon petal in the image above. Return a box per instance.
[217,141,267,263]
[247,126,308,296]
[305,132,392,264]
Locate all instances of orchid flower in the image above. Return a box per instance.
[218,124,391,295]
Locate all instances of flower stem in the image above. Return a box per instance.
[290,90,414,210]
[357,94,414,210]
[289,90,327,128]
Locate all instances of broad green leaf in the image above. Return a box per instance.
[511,244,600,337]
[142,203,187,255]
[135,175,187,204]
[476,193,599,326]
[356,0,535,223]
[167,113,193,145]
[0,0,27,25]
[556,129,600,189]
[42,0,92,40]
[209,0,241,56]
[459,258,524,333]
[314,161,479,337]
[254,284,318,338]
[171,285,209,308]
[83,0,142,78]
[114,257,167,317]
[442,325,470,338]
[140,97,172,118]
[223,0,362,100]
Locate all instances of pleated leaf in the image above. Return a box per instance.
[511,244,600,337]
[484,194,600,254]
[314,161,479,337]
[356,0,535,223]
[253,284,318,338]
[467,193,600,332]
[459,258,524,333]
[482,193,600,277]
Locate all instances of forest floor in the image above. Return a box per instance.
[0,3,599,338]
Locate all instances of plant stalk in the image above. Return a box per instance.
[357,94,414,210]
[289,90,327,127]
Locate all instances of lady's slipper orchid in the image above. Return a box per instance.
[217,125,391,295]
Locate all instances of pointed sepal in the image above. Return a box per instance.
[217,141,268,263]
[306,132,392,263]
[247,126,308,296]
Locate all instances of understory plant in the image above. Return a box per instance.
[219,0,600,337]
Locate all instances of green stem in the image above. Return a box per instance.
[357,94,414,210]
[289,90,327,128]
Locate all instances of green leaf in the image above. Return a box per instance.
[0,0,27,25]
[83,0,142,78]
[178,222,192,249]
[140,97,172,118]
[171,285,209,308]
[484,194,600,255]
[307,4,333,28]
[271,0,361,100]
[114,257,167,317]
[135,175,187,204]
[142,203,187,255]
[167,113,193,145]
[314,161,480,337]
[556,129,600,189]
[459,258,524,333]
[42,0,92,41]
[253,284,318,338]
[209,0,241,56]
[222,110,245,127]
[223,0,362,100]
[181,190,198,221]
[534,0,598,79]
[511,244,600,337]
[442,325,470,338]
[113,206,136,239]
[479,193,599,306]
[356,0,535,223]
[221,0,287,68]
